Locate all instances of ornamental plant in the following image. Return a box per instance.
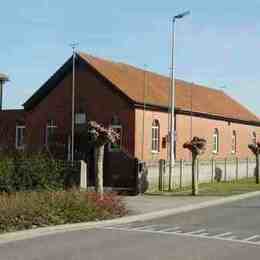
[88,121,119,199]
[183,137,206,196]
[248,142,260,184]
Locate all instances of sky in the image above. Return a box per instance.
[0,0,260,115]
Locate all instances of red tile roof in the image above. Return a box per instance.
[79,52,260,123]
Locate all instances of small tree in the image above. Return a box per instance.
[248,142,260,184]
[183,137,206,196]
[88,121,119,199]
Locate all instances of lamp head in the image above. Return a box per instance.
[174,11,191,20]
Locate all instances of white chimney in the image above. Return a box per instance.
[0,73,9,110]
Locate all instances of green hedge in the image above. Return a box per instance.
[0,191,127,233]
[0,154,80,192]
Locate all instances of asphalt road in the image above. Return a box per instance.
[2,196,260,260]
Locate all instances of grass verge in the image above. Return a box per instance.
[0,190,127,234]
[146,178,260,197]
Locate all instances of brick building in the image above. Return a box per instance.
[1,52,260,163]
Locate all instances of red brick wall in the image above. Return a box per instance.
[134,108,260,161]
[135,108,168,161]
[176,114,260,160]
[0,110,25,150]
[25,61,135,155]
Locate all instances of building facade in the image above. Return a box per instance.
[0,53,260,163]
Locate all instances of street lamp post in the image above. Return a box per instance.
[168,11,190,191]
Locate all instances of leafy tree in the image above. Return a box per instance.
[183,137,206,196]
[248,142,260,184]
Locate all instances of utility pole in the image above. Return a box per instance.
[70,43,79,162]
[168,11,190,191]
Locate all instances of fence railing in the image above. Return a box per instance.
[145,158,257,192]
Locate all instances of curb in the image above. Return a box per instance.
[1,190,260,245]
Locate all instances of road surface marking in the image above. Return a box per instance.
[244,235,260,241]
[159,227,180,232]
[215,232,232,238]
[130,224,159,231]
[225,236,237,240]
[102,226,260,246]
[198,233,209,236]
[187,229,206,235]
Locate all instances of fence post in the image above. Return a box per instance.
[80,160,88,189]
[159,159,165,191]
[211,158,215,183]
[246,157,249,178]
[196,159,200,184]
[224,158,227,182]
[180,159,184,189]
[236,157,239,182]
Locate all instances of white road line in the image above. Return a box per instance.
[187,229,206,235]
[225,236,237,240]
[174,230,184,233]
[199,233,209,236]
[130,225,158,231]
[103,226,260,246]
[244,235,260,241]
[159,227,180,232]
[215,232,232,238]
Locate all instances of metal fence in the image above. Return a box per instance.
[145,158,256,192]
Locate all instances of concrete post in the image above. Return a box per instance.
[256,154,260,184]
[159,159,166,191]
[80,160,88,189]
[224,158,227,182]
[180,159,184,189]
[236,157,239,182]
[246,157,249,178]
[211,159,215,183]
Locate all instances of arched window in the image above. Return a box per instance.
[252,132,257,145]
[151,120,160,153]
[231,130,237,154]
[213,128,219,154]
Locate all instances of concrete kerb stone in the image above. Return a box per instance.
[1,190,260,245]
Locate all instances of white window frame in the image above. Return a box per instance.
[45,121,57,145]
[151,120,160,154]
[231,130,237,154]
[212,128,219,154]
[16,125,25,150]
[109,125,122,152]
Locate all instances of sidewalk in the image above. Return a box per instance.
[123,195,220,215]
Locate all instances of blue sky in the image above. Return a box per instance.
[1,0,260,115]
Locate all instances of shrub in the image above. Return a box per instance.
[0,191,127,233]
[0,153,80,192]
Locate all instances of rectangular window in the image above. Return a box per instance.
[231,131,237,154]
[109,125,122,151]
[213,133,219,154]
[151,125,160,153]
[46,121,57,145]
[16,125,25,150]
